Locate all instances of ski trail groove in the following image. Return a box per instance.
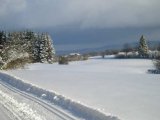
[0,72,120,120]
[0,80,77,120]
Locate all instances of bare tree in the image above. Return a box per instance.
[123,43,132,56]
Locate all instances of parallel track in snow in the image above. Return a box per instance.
[0,104,19,120]
[0,80,78,120]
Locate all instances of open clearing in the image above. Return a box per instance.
[6,56,160,120]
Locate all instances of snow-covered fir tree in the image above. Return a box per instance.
[23,31,37,60]
[44,33,55,63]
[2,32,26,62]
[0,31,7,46]
[33,33,55,63]
[0,31,56,69]
[39,33,48,63]
[138,35,149,57]
[33,33,41,62]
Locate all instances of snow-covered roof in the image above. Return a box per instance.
[117,52,125,55]
[69,53,81,56]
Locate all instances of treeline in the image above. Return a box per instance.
[115,35,160,72]
[121,35,160,58]
[0,31,55,69]
[121,35,160,72]
[82,35,160,72]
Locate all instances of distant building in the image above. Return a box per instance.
[69,53,81,56]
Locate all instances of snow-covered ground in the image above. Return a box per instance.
[6,56,160,120]
[0,104,13,120]
[0,80,77,120]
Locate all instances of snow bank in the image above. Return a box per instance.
[0,89,45,120]
[0,72,120,120]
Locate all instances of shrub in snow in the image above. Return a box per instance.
[1,46,31,69]
[2,56,31,70]
[58,56,69,65]
[65,53,88,62]
[150,49,160,74]
[154,60,160,70]
[149,58,160,74]
[82,55,89,60]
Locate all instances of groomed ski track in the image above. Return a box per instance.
[0,80,77,120]
[0,72,120,120]
[0,104,14,120]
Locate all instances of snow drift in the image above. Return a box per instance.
[0,72,120,120]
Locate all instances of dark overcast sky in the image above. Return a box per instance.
[0,0,160,51]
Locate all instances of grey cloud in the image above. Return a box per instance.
[0,0,160,29]
[0,0,26,16]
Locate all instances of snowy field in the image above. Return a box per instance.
[6,56,160,120]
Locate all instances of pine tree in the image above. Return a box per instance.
[138,35,149,57]
[1,32,14,61]
[45,33,55,63]
[4,32,23,61]
[39,33,48,63]
[0,31,7,46]
[33,33,55,63]
[123,43,132,57]
[33,33,41,62]
[0,31,56,66]
[0,31,7,56]
[24,31,36,61]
